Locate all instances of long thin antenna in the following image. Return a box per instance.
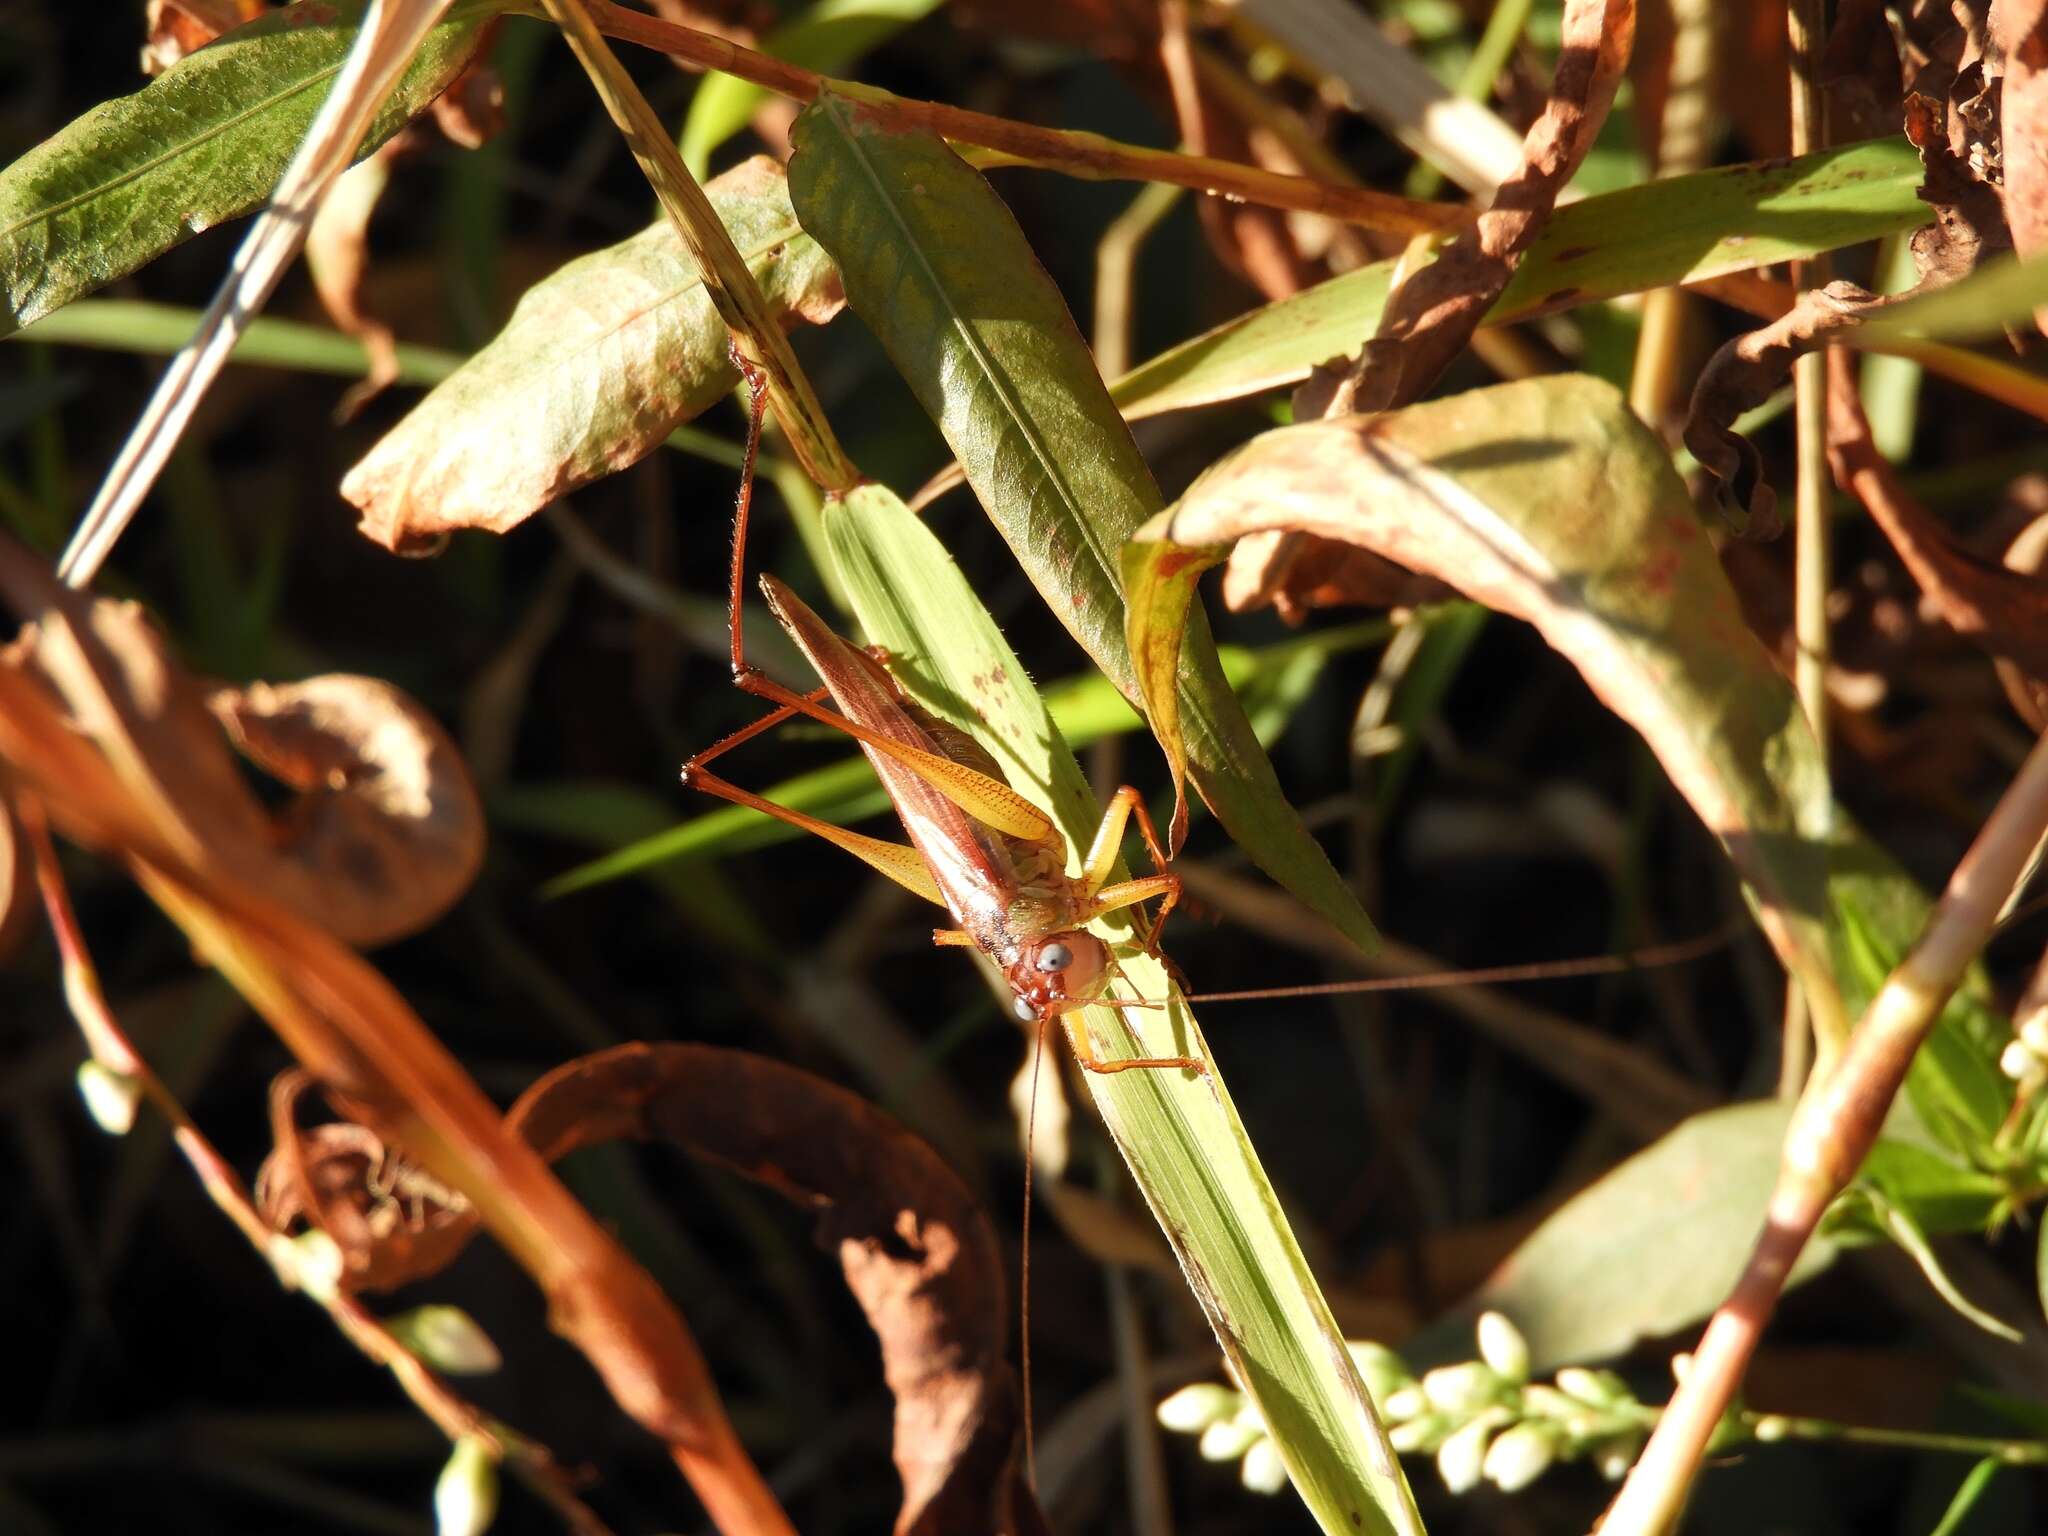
[1019,1010,1048,1492]
[1169,926,1734,1005]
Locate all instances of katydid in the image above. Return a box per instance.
[679,369,1200,1070]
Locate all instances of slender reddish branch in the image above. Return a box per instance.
[568,0,1464,236]
[1597,725,2048,1535]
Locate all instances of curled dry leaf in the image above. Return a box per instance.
[1684,278,1890,532]
[503,1043,1047,1536]
[0,788,35,962]
[258,1069,476,1291]
[0,543,482,946]
[1218,531,1456,622]
[341,156,844,552]
[206,671,484,945]
[1303,0,1636,418]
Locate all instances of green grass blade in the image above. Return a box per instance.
[787,91,1378,952]
[0,0,497,335]
[818,480,1422,1536]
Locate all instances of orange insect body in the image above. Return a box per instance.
[755,573,1117,1020]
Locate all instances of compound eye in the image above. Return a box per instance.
[1035,942,1073,974]
[1012,994,1037,1023]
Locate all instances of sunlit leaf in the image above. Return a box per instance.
[1120,535,1229,852]
[787,91,1378,950]
[342,156,843,549]
[1147,373,1843,1031]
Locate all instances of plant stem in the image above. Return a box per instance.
[538,0,857,491]
[559,0,1464,235]
[1743,1412,2048,1464]
[1599,725,2048,1535]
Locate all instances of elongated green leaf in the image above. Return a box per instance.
[1417,1102,1831,1372]
[678,0,944,177]
[1148,373,1844,1034]
[1111,137,1925,420]
[787,91,1378,951]
[341,156,842,550]
[817,479,1421,1536]
[0,0,496,337]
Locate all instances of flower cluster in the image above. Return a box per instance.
[1156,1312,1658,1498]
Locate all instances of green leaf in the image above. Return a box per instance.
[0,0,497,336]
[341,156,842,550]
[1844,1138,2005,1238]
[787,91,1378,951]
[1928,1459,2004,1536]
[678,0,944,178]
[1418,1101,1835,1372]
[817,480,1421,1536]
[1110,137,1926,420]
[1150,373,1843,1033]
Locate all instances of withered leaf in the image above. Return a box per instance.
[1306,0,1636,417]
[142,0,266,75]
[0,542,482,946]
[1685,278,1887,533]
[258,1069,475,1292]
[342,156,844,552]
[505,1043,1047,1536]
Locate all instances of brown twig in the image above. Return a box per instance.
[1597,725,2048,1535]
[16,796,613,1536]
[557,0,1463,236]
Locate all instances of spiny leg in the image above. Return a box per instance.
[1076,783,1182,955]
[724,344,773,678]
[1059,1004,1204,1076]
[680,764,944,907]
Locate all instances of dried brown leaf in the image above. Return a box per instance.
[258,1069,477,1291]
[506,1043,1049,1536]
[1685,278,1887,532]
[1305,0,1637,417]
[308,144,403,421]
[0,544,482,946]
[142,0,266,75]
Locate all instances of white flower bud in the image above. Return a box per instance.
[2019,1008,2048,1058]
[1157,1383,1240,1433]
[1476,1312,1531,1383]
[1240,1437,1289,1495]
[1421,1361,1499,1414]
[1388,1413,1451,1454]
[435,1435,499,1536]
[1382,1385,1427,1423]
[1435,1417,1493,1495]
[390,1306,502,1376]
[1199,1414,1264,1462]
[272,1229,344,1304]
[1751,1414,1789,1443]
[1596,1438,1641,1481]
[1482,1422,1557,1492]
[1518,1384,1575,1420]
[2000,1039,2042,1083]
[76,1061,142,1136]
[1556,1366,1630,1407]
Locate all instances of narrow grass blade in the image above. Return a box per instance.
[819,480,1422,1536]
